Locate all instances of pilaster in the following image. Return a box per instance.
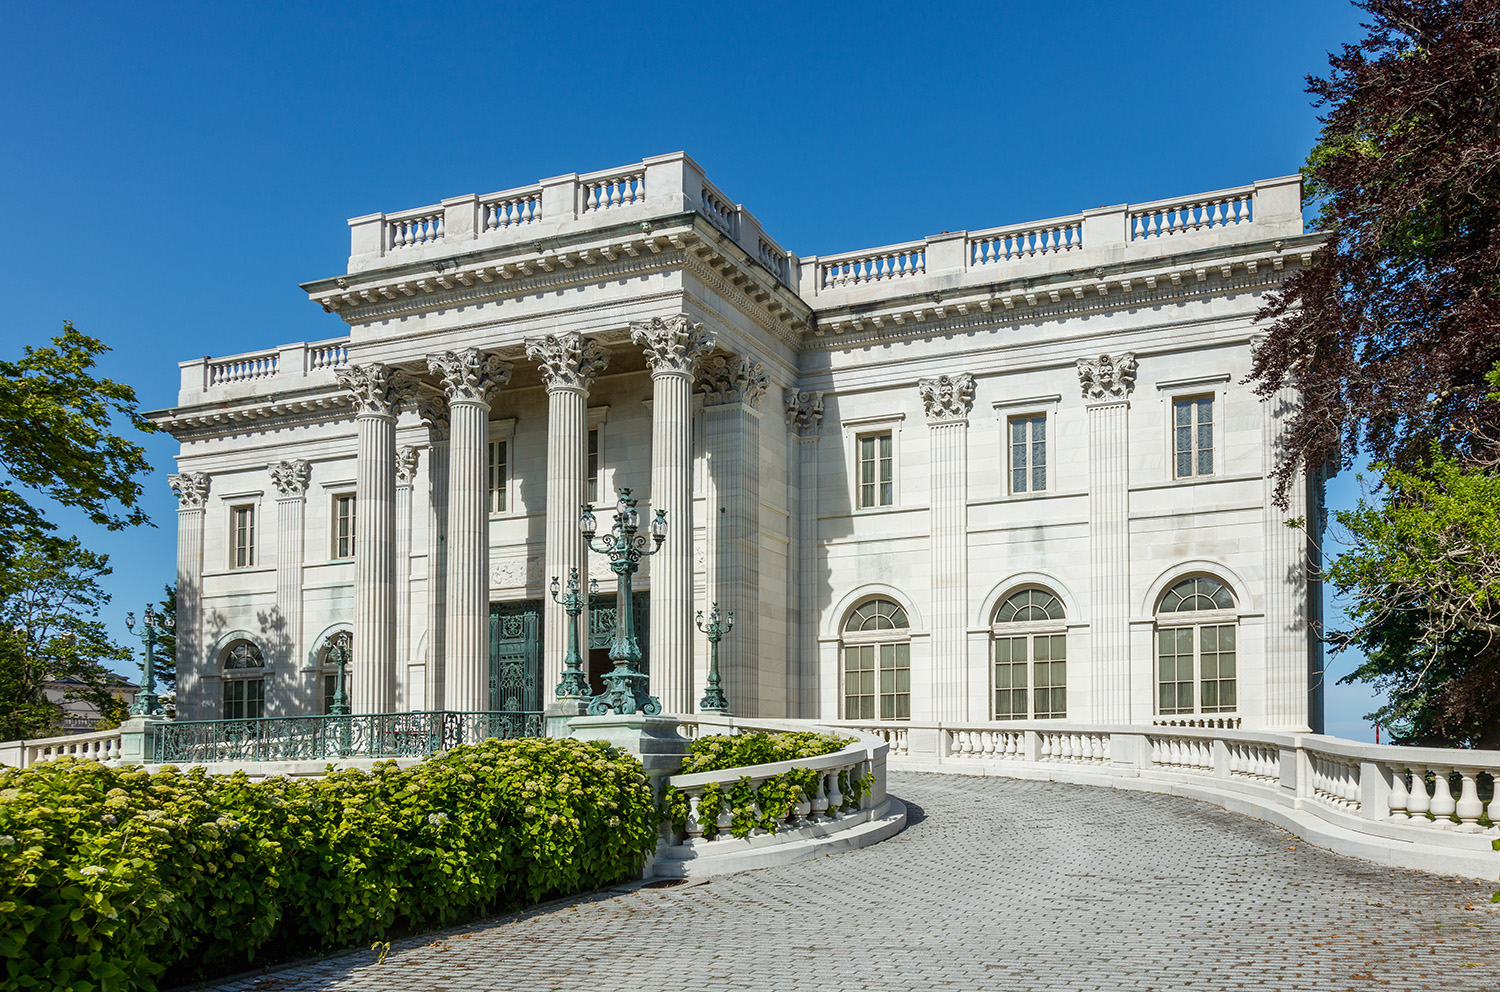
[527,332,610,698]
[168,472,209,720]
[336,363,416,714]
[428,349,513,713]
[785,390,824,718]
[269,459,310,716]
[417,398,451,710]
[919,373,974,723]
[395,445,418,709]
[1263,382,1312,731]
[698,354,768,715]
[1077,353,1137,724]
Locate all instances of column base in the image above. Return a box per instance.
[545,697,590,738]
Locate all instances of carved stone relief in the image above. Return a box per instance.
[1076,353,1138,400]
[918,373,976,421]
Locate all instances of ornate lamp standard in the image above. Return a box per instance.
[696,602,733,715]
[124,605,173,717]
[326,632,352,717]
[549,566,597,698]
[580,488,666,716]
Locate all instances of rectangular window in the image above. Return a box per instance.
[993,635,1028,719]
[333,495,355,559]
[878,642,911,720]
[487,439,508,513]
[856,432,894,508]
[1200,624,1237,713]
[223,679,264,720]
[1033,634,1067,719]
[1174,396,1215,478]
[1009,415,1047,493]
[231,505,256,568]
[587,428,601,503]
[1157,628,1195,715]
[843,644,876,720]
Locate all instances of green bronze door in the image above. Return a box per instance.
[488,600,543,738]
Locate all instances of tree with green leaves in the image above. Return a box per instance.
[1253,1,1500,744]
[0,536,134,739]
[0,323,155,573]
[153,582,177,693]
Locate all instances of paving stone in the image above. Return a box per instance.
[191,772,1500,991]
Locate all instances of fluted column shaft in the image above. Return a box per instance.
[445,399,490,711]
[395,447,416,709]
[352,410,398,713]
[1263,384,1312,730]
[423,423,450,710]
[527,333,608,699]
[169,473,209,720]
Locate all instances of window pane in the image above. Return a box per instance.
[1175,399,1191,427]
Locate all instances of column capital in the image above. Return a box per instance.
[395,446,419,485]
[918,373,976,422]
[415,394,451,441]
[631,314,716,376]
[337,363,418,417]
[526,332,610,391]
[784,389,824,437]
[698,355,768,408]
[169,472,210,509]
[1076,353,1138,400]
[426,349,512,405]
[268,459,311,498]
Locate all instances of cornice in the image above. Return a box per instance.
[802,241,1319,354]
[680,248,808,349]
[149,390,354,441]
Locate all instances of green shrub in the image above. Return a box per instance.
[0,738,655,992]
[663,732,873,841]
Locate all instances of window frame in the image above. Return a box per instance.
[487,417,518,516]
[331,493,356,560]
[990,587,1068,720]
[842,413,905,512]
[1154,374,1230,483]
[991,395,1062,499]
[839,598,912,721]
[586,406,609,506]
[220,640,266,721]
[1153,576,1240,718]
[229,504,257,569]
[1006,413,1049,495]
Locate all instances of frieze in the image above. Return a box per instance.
[918,374,976,421]
[1076,353,1138,400]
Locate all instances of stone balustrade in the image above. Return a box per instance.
[0,726,125,769]
[177,337,352,404]
[826,719,1500,878]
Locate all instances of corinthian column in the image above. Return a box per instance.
[168,473,209,720]
[526,332,610,698]
[919,374,975,722]
[336,363,415,714]
[1077,354,1137,724]
[416,398,450,710]
[427,350,513,713]
[269,459,310,715]
[633,315,717,715]
[698,354,768,714]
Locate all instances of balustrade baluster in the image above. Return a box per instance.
[1430,767,1457,823]
[1405,765,1431,818]
[1454,768,1483,826]
[826,770,844,817]
[685,794,704,838]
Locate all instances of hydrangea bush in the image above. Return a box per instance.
[0,738,656,992]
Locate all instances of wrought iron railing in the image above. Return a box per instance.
[152,710,543,764]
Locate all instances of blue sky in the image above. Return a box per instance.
[1,1,1381,736]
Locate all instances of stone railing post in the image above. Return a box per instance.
[539,174,581,224]
[441,194,480,246]
[1023,729,1041,762]
[1212,738,1230,780]
[1360,758,1389,820]
[635,315,716,715]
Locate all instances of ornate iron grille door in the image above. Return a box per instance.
[488,600,544,737]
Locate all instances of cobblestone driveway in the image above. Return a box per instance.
[199,772,1500,992]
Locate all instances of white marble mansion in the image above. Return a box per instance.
[149,152,1325,732]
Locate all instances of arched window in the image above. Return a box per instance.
[991,588,1067,720]
[1156,576,1238,716]
[841,598,911,720]
[221,640,265,721]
